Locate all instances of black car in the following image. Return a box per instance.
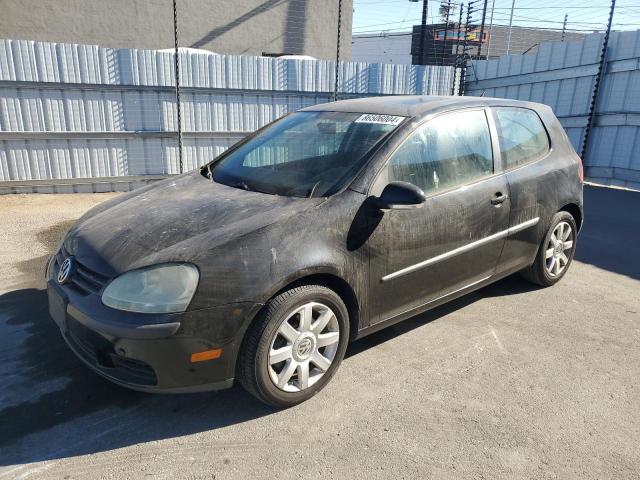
[46,96,583,407]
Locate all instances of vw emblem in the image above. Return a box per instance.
[57,257,74,284]
[297,338,313,357]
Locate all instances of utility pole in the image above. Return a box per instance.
[172,0,183,174]
[476,0,489,59]
[334,0,342,101]
[441,1,453,66]
[462,1,474,60]
[581,0,616,160]
[452,2,465,95]
[561,14,568,41]
[486,0,496,58]
[418,0,429,65]
[506,0,516,55]
[454,2,464,59]
[460,1,475,95]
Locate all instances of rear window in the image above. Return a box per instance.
[493,107,549,169]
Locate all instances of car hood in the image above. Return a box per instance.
[64,172,323,275]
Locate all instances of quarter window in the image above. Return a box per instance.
[388,109,493,194]
[493,107,549,169]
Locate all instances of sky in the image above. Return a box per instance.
[351,0,640,35]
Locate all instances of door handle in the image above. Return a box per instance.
[491,192,508,205]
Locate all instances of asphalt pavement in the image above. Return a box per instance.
[0,185,638,479]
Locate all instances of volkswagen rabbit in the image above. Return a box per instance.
[46,96,583,407]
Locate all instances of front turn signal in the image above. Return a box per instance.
[191,348,222,363]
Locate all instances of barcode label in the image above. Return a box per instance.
[354,114,405,126]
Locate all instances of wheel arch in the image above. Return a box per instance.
[273,272,360,343]
[242,269,361,350]
[559,202,583,232]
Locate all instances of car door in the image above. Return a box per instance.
[489,107,552,275]
[366,108,511,325]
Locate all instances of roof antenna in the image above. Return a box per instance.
[480,89,486,97]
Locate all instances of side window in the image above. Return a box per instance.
[493,107,549,169]
[388,109,493,194]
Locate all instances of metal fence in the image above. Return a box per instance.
[5,0,638,192]
[467,29,640,190]
[0,39,456,186]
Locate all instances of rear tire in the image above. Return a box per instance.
[521,211,578,287]
[238,284,349,408]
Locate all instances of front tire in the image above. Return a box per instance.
[521,211,578,287]
[238,284,349,407]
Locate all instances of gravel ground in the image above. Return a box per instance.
[0,185,638,480]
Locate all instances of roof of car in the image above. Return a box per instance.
[302,95,546,118]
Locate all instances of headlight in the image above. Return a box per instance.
[102,263,199,314]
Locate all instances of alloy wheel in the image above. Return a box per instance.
[268,302,340,392]
[545,221,574,277]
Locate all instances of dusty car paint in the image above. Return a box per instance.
[46,95,583,393]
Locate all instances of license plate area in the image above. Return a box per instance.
[48,282,68,331]
[66,316,116,367]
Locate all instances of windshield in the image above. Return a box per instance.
[210,111,404,197]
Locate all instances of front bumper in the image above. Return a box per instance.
[46,256,261,393]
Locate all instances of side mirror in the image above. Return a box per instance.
[374,181,426,210]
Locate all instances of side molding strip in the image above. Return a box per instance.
[381,217,539,282]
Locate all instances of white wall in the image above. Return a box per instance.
[351,33,413,65]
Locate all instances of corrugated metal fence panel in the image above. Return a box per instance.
[0,137,182,179]
[0,39,456,93]
[0,39,455,182]
[467,30,640,189]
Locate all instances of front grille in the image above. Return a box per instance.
[54,246,109,295]
[65,317,158,386]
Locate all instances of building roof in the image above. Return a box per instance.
[303,95,544,118]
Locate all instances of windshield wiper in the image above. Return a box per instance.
[227,180,254,192]
[308,181,320,198]
[207,168,255,192]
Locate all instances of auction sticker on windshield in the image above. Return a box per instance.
[354,114,405,126]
